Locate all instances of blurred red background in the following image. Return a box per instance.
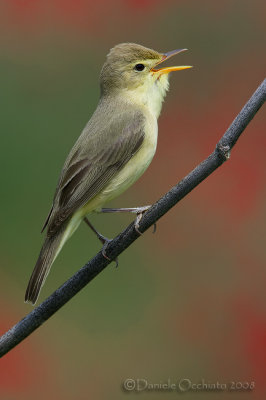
[0,1,265,399]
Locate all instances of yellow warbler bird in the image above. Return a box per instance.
[25,43,192,304]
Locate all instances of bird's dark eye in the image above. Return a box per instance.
[134,64,145,72]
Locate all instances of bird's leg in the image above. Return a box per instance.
[100,205,156,235]
[83,217,109,245]
[83,217,118,267]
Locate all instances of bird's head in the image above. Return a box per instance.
[100,43,192,96]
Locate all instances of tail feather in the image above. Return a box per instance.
[25,230,64,305]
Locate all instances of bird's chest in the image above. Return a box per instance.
[102,113,158,199]
[132,113,158,174]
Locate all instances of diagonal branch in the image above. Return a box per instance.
[0,78,265,358]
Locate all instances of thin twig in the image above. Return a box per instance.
[0,78,265,358]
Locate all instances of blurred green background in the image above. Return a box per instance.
[0,0,265,399]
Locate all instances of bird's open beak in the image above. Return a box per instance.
[151,48,192,75]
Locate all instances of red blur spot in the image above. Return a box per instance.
[232,298,266,387]
[0,312,50,395]
[0,317,32,393]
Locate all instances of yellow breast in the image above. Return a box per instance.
[103,112,157,198]
[77,111,157,217]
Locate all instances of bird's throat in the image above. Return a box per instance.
[124,73,169,119]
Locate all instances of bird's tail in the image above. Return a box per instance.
[25,211,83,305]
[25,229,65,305]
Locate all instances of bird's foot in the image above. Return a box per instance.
[83,217,118,267]
[100,205,157,235]
[99,235,119,268]
[134,206,156,235]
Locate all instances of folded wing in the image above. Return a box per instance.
[43,109,145,237]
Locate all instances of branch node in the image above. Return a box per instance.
[216,143,231,161]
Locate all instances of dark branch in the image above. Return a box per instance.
[0,78,265,358]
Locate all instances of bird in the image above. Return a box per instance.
[25,43,192,304]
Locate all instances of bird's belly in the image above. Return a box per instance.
[80,117,158,215]
[102,119,158,201]
[106,139,156,196]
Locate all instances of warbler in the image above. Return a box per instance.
[25,43,192,304]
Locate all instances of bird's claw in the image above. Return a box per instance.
[134,212,144,235]
[101,237,119,268]
[134,206,156,235]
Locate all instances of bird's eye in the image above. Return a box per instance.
[134,64,145,72]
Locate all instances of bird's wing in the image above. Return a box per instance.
[45,109,145,237]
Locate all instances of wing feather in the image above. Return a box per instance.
[44,108,145,237]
